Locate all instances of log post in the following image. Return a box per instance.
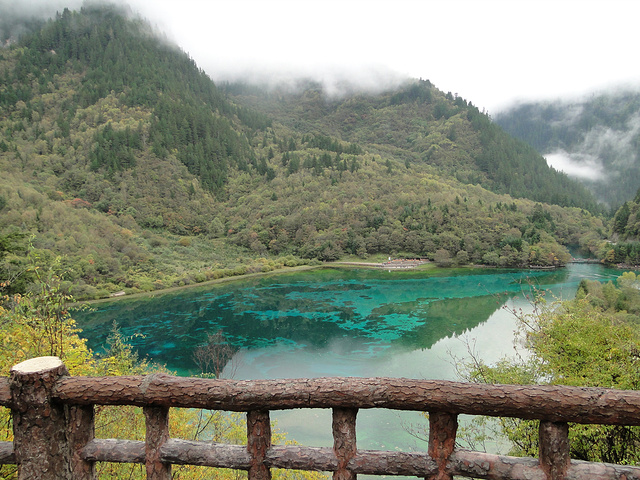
[333,408,358,480]
[539,421,570,480]
[247,410,271,480]
[68,404,96,479]
[427,411,457,480]
[9,356,72,479]
[144,406,171,479]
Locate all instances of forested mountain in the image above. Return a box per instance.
[603,188,640,265]
[495,91,640,208]
[0,4,610,299]
[222,80,602,212]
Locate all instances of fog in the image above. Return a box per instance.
[545,152,605,181]
[3,0,640,113]
[545,105,640,181]
[0,0,84,42]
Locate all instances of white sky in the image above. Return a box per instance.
[8,0,640,113]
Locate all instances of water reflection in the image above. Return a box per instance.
[74,265,614,378]
[74,264,621,451]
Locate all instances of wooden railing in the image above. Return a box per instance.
[2,356,640,479]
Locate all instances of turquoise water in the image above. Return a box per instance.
[74,263,620,450]
[75,264,618,378]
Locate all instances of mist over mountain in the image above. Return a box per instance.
[495,90,640,208]
[0,3,611,299]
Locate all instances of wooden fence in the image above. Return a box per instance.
[2,356,640,479]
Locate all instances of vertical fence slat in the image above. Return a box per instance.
[144,406,171,480]
[539,421,570,480]
[247,410,272,480]
[333,408,358,480]
[9,356,73,480]
[427,411,458,480]
[68,404,96,479]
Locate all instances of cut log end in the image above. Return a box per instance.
[11,356,64,374]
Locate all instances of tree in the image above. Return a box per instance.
[457,277,640,464]
[193,330,238,379]
[0,256,323,480]
[434,248,452,267]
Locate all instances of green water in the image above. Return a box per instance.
[74,263,620,450]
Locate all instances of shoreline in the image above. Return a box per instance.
[81,258,626,306]
[82,264,320,305]
[81,260,433,305]
[332,259,430,269]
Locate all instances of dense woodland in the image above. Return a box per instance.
[0,5,614,301]
[495,92,640,207]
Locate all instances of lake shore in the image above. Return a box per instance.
[82,259,438,305]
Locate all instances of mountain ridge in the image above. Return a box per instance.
[495,90,640,208]
[0,4,610,299]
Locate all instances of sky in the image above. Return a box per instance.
[4,0,640,113]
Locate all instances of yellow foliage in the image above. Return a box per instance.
[0,258,326,480]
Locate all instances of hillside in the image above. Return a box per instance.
[495,91,640,208]
[222,80,602,212]
[0,4,609,299]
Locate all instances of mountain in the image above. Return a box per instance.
[0,4,610,299]
[222,79,602,212]
[495,91,640,208]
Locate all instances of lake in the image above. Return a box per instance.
[74,263,620,451]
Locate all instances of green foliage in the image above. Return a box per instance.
[0,3,611,300]
[496,92,640,207]
[459,276,640,463]
[0,256,322,480]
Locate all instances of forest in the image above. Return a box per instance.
[2,4,640,478]
[495,92,640,207]
[0,5,617,301]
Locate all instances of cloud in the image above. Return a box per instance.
[545,151,605,181]
[544,107,640,186]
[0,0,83,42]
[207,61,410,98]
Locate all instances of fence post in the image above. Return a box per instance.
[247,410,271,480]
[68,404,96,479]
[427,411,457,480]
[9,356,72,480]
[144,406,171,480]
[539,421,570,480]
[333,408,358,480]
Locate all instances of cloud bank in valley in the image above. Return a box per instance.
[545,152,605,181]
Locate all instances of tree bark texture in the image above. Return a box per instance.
[348,450,437,476]
[10,356,73,480]
[247,410,271,480]
[54,375,640,425]
[161,439,250,469]
[427,411,457,480]
[0,379,11,407]
[0,442,14,464]
[145,406,171,480]
[81,439,146,463]
[266,445,337,472]
[539,421,570,480]
[333,408,357,480]
[67,404,96,479]
[77,442,640,480]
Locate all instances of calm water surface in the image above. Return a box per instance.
[74,263,620,450]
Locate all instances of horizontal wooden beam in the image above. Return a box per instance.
[54,375,640,425]
[161,439,250,469]
[0,379,10,407]
[82,439,145,464]
[76,438,640,480]
[0,441,14,464]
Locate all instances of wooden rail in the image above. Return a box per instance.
[3,356,640,479]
